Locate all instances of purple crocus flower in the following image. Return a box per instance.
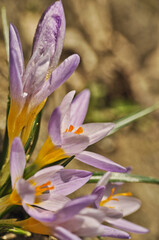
[2,138,92,221]
[34,89,127,173]
[7,0,80,145]
[92,172,149,236]
[17,195,130,239]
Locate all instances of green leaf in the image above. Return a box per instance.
[9,227,31,236]
[24,110,42,160]
[89,172,159,184]
[1,6,9,61]
[108,102,159,136]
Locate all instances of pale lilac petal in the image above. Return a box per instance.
[76,151,127,172]
[70,89,90,127]
[110,218,149,234]
[74,215,103,237]
[35,195,69,211]
[60,91,76,132]
[22,203,55,222]
[81,123,115,145]
[10,138,26,188]
[107,196,141,216]
[79,207,105,222]
[33,1,65,70]
[62,132,89,155]
[54,226,81,240]
[16,179,35,204]
[29,165,63,186]
[9,49,25,105]
[96,172,112,187]
[53,195,96,224]
[92,186,105,208]
[9,24,24,77]
[50,169,92,196]
[32,54,80,109]
[101,207,123,222]
[100,225,130,239]
[48,107,62,145]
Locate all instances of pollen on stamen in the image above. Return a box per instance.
[74,127,83,134]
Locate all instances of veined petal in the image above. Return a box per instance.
[48,107,62,145]
[9,48,25,106]
[22,203,55,222]
[52,195,96,224]
[29,165,63,186]
[54,226,81,240]
[110,218,149,234]
[107,196,141,217]
[92,186,105,208]
[96,172,112,187]
[9,24,24,77]
[81,123,115,145]
[35,195,69,211]
[50,169,92,195]
[31,54,80,109]
[100,225,130,239]
[33,0,65,70]
[70,89,90,127]
[16,179,35,205]
[76,151,127,172]
[10,138,26,188]
[60,90,76,132]
[62,132,89,155]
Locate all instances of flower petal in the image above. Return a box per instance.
[10,138,26,188]
[22,203,55,222]
[53,195,96,224]
[107,196,141,216]
[29,165,63,186]
[33,0,65,70]
[9,24,24,77]
[16,179,35,204]
[92,186,105,208]
[54,226,81,240]
[81,123,115,145]
[62,132,89,155]
[35,195,69,211]
[32,54,80,109]
[96,172,112,187]
[48,107,62,145]
[110,218,149,234]
[100,225,130,239]
[50,169,92,195]
[70,89,90,127]
[76,151,127,172]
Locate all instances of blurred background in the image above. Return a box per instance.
[0,0,159,239]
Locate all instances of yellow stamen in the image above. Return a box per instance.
[100,187,132,207]
[9,189,21,205]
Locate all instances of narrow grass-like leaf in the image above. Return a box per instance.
[1,6,9,61]
[108,102,159,136]
[89,172,159,184]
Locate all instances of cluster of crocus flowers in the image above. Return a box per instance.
[0,0,149,239]
[7,0,80,146]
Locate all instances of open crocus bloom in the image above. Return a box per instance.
[1,138,92,221]
[7,0,80,146]
[34,90,127,173]
[92,172,149,235]
[17,195,130,239]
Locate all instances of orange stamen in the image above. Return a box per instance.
[74,127,83,134]
[35,181,55,196]
[100,187,132,207]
